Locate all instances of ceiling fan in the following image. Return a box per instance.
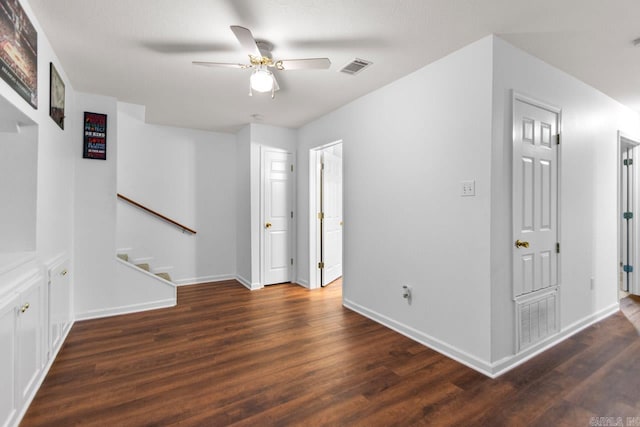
[193,25,331,98]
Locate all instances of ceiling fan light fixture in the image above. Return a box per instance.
[250,67,274,93]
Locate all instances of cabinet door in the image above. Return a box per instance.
[0,296,17,427]
[16,278,43,405]
[49,261,71,353]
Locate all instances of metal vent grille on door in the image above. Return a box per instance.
[339,58,372,75]
[516,289,558,351]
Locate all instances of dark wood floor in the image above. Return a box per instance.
[21,281,640,426]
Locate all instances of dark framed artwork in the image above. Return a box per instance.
[0,0,38,108]
[83,112,107,160]
[49,63,64,129]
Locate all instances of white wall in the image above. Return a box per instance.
[297,37,495,368]
[0,124,37,252]
[73,92,119,318]
[235,125,251,285]
[490,37,640,364]
[296,35,640,375]
[116,103,237,285]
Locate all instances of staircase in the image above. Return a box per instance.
[116,251,174,284]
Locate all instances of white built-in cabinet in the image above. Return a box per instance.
[16,273,44,408]
[48,259,72,356]
[0,255,72,427]
[0,292,18,427]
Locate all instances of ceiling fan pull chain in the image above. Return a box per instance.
[249,80,253,97]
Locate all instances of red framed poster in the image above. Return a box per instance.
[83,111,107,160]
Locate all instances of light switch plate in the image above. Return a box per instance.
[461,180,475,196]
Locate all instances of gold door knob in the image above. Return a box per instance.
[265,222,272,229]
[21,303,30,313]
[515,239,530,249]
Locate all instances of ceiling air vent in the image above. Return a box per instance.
[340,58,372,75]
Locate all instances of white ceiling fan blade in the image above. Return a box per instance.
[276,58,331,71]
[192,61,249,69]
[230,25,262,58]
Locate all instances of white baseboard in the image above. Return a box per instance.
[343,298,494,376]
[295,278,310,288]
[174,274,236,286]
[490,302,620,377]
[75,298,176,321]
[235,275,263,290]
[344,298,621,378]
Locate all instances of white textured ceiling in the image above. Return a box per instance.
[28,0,640,133]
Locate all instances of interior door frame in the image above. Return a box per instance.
[309,140,343,289]
[511,91,563,300]
[260,146,295,286]
[512,91,562,353]
[617,131,640,296]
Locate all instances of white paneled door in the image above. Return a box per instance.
[321,149,343,286]
[263,149,293,285]
[513,95,560,297]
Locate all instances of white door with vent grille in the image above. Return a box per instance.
[262,149,293,285]
[513,95,560,297]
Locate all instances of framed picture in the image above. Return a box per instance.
[49,63,64,129]
[83,112,107,160]
[0,0,38,108]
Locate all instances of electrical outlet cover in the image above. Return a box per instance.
[461,180,475,196]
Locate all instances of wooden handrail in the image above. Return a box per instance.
[117,193,197,234]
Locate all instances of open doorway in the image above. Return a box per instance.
[618,131,640,298]
[309,141,343,289]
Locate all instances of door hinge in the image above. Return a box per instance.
[318,262,325,269]
[291,258,294,266]
[556,242,560,254]
[291,211,294,219]
[624,265,634,273]
[557,133,561,145]
[318,212,324,220]
[624,211,634,220]
[291,164,294,172]
[624,158,633,166]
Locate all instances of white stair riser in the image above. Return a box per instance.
[131,257,153,265]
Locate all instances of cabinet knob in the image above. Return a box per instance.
[20,303,30,313]
[60,269,68,276]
